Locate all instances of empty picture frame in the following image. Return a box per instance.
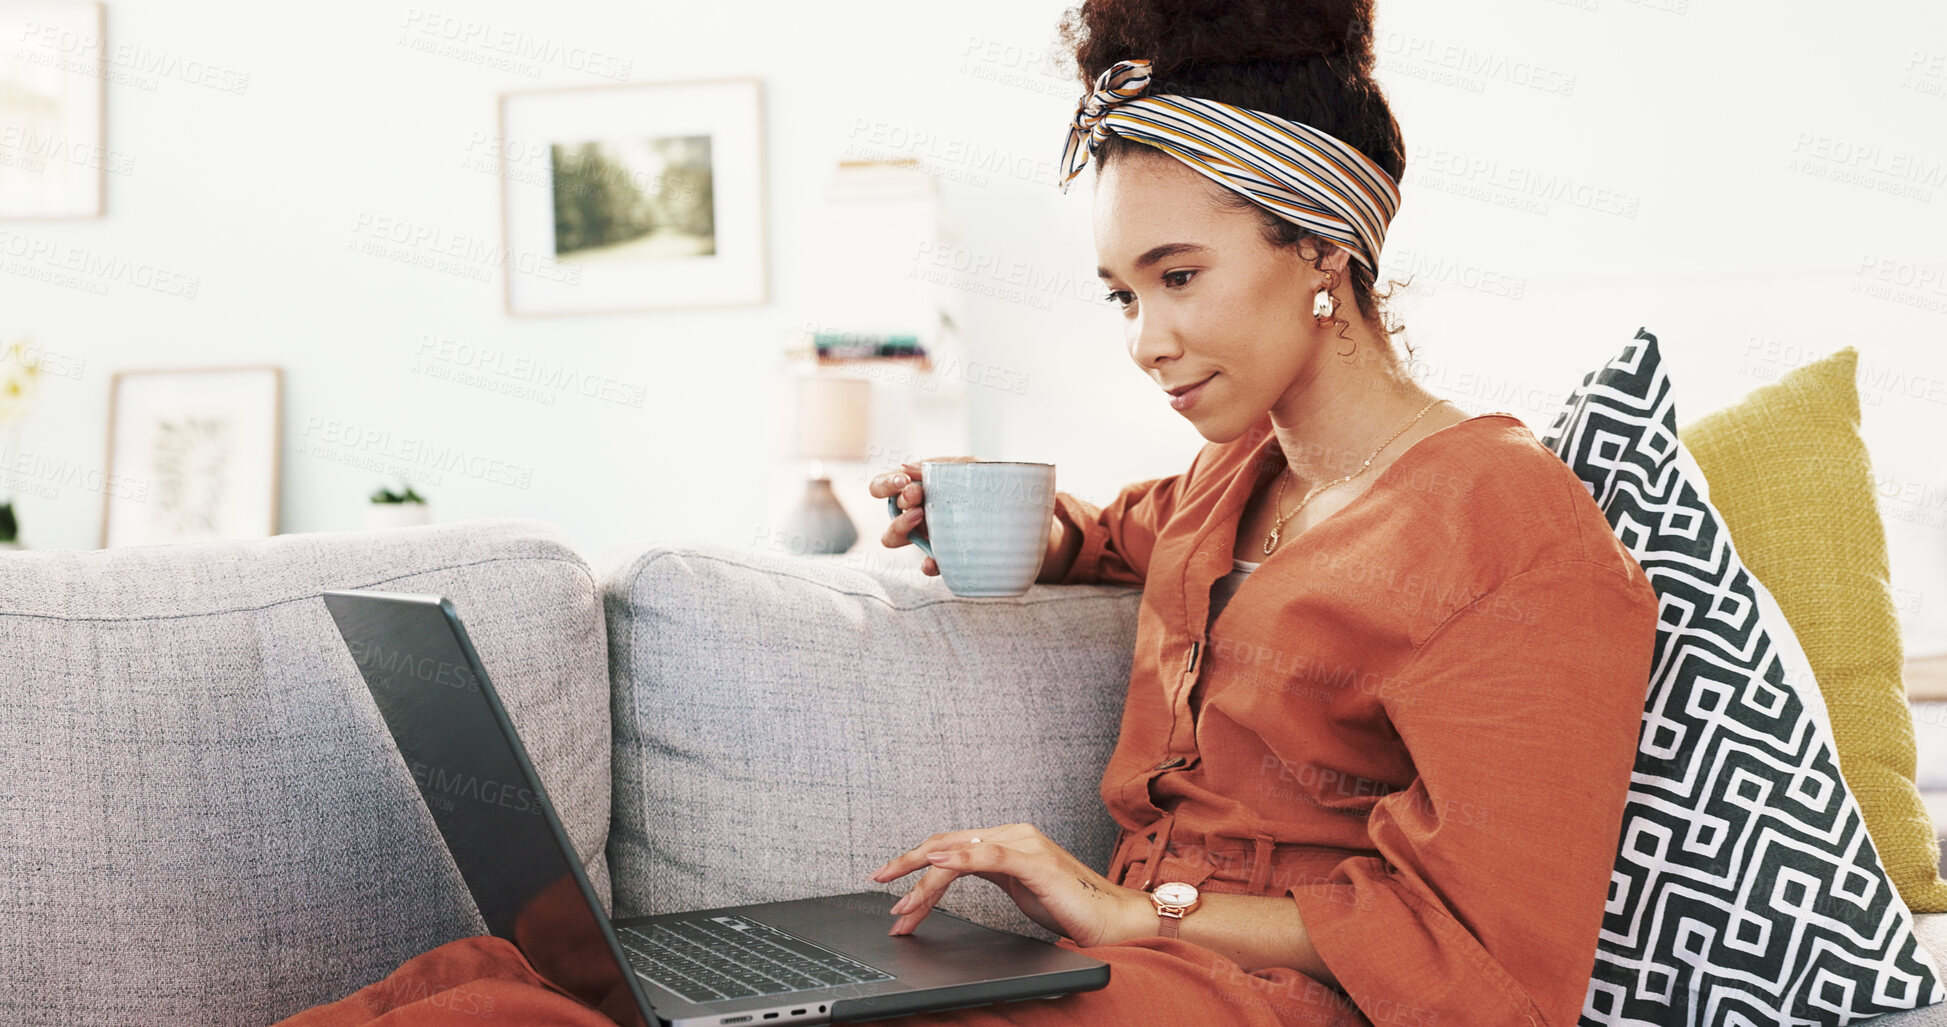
[101,366,282,548]
[498,77,767,315]
[0,1,106,219]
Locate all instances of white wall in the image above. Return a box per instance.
[5,0,1945,644]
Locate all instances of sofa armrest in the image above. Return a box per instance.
[0,518,612,1027]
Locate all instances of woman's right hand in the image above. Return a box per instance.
[869,457,976,576]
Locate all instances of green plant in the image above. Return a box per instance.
[2,337,41,545]
[368,482,426,504]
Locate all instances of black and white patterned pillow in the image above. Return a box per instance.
[1542,328,1944,1024]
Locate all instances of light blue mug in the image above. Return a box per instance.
[887,460,1056,597]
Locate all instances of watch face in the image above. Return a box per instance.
[1154,882,1197,905]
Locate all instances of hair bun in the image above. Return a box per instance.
[1058,0,1377,87]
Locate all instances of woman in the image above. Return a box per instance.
[863,1,1658,1024]
[281,2,1656,1025]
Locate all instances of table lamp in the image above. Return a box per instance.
[780,373,871,555]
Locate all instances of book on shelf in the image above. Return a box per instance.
[811,333,927,362]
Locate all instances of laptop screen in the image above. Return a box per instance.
[324,590,651,1027]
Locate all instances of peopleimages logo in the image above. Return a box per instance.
[0,229,200,298]
[346,637,480,692]
[12,21,251,94]
[300,416,535,490]
[5,450,148,501]
[1786,133,1946,203]
[411,335,648,408]
[1408,144,1641,219]
[0,125,137,176]
[1376,30,1577,96]
[409,760,543,816]
[1379,247,1527,300]
[2,341,87,381]
[348,212,580,285]
[398,9,632,81]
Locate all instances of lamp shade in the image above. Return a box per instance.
[793,374,871,461]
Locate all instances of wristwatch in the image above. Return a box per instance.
[1150,881,1202,938]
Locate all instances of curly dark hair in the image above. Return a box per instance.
[1055,0,1412,354]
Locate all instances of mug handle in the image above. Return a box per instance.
[887,496,931,557]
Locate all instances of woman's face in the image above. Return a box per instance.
[1093,150,1342,443]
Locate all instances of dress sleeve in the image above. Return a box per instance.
[1287,559,1658,1026]
[1048,464,1192,588]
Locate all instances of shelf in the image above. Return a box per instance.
[814,354,933,374]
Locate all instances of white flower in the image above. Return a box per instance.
[0,338,43,427]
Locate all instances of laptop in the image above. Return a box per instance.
[320,589,1109,1027]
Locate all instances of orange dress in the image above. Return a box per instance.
[282,412,1658,1027]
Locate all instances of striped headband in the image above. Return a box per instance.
[1059,58,1402,274]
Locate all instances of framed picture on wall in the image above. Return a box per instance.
[0,1,107,219]
[497,77,766,316]
[101,367,282,548]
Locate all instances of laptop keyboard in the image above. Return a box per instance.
[617,915,895,1003]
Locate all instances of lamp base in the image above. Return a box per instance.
[778,477,859,556]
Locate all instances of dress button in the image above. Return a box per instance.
[1153,756,1187,771]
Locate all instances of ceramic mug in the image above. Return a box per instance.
[887,460,1056,597]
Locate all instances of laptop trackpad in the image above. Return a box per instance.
[755,892,1106,987]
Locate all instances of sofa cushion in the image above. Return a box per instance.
[602,543,1142,940]
[0,519,611,1027]
[1680,347,1947,912]
[1541,330,1943,1023]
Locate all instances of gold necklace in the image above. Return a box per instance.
[1262,397,1446,556]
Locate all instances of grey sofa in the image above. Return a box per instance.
[3,518,1944,1025]
[0,519,1139,1025]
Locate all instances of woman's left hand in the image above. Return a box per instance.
[867,823,1149,946]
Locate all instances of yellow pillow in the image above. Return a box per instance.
[1681,347,1947,912]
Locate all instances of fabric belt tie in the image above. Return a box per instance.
[1116,820,1284,893]
[1246,834,1276,894]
